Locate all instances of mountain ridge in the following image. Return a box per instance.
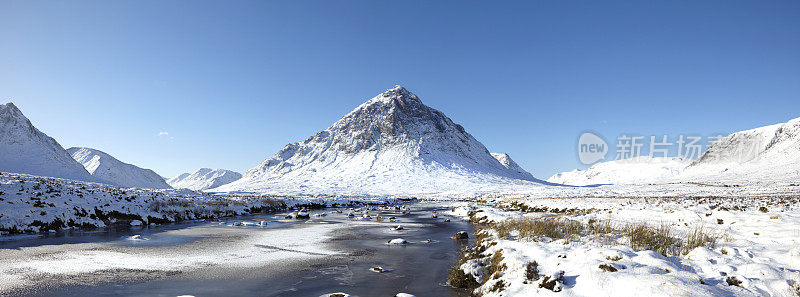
[68,147,172,189]
[0,102,98,182]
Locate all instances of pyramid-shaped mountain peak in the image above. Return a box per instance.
[215,86,542,195]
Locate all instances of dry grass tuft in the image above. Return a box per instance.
[624,222,676,256]
[525,261,539,281]
[598,263,618,272]
[495,217,583,241]
[683,225,717,255]
[726,276,742,287]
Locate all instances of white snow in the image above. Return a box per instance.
[548,157,690,186]
[0,103,97,182]
[167,168,242,191]
[677,117,800,185]
[455,196,800,297]
[388,238,408,245]
[491,153,537,181]
[68,147,171,189]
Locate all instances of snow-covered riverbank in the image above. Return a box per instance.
[0,172,410,235]
[447,196,800,296]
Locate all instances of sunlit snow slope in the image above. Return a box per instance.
[491,153,536,181]
[0,103,97,182]
[678,117,800,184]
[67,147,171,189]
[216,86,544,195]
[548,157,689,186]
[168,168,242,191]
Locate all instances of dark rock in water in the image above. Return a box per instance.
[453,231,468,240]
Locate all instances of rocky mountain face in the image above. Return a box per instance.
[68,147,172,189]
[167,168,242,191]
[215,86,543,195]
[0,103,97,182]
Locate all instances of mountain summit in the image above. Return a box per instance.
[0,103,97,181]
[216,86,543,195]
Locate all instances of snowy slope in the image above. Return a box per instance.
[677,117,800,184]
[67,147,171,189]
[167,168,242,191]
[0,103,97,182]
[548,157,690,186]
[216,86,545,195]
[491,153,536,181]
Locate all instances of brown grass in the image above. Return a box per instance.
[494,217,583,241]
[683,225,717,255]
[624,222,676,256]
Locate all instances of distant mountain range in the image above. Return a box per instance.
[168,168,242,191]
[549,117,800,186]
[3,90,798,193]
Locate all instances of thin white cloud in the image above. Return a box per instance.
[158,131,169,137]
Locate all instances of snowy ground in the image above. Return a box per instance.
[3,171,800,296]
[446,196,800,297]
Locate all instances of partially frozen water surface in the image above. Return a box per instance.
[2,202,472,297]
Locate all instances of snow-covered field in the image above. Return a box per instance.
[447,195,800,297]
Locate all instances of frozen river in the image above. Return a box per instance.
[1,203,472,297]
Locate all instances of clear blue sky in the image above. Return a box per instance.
[2,1,799,179]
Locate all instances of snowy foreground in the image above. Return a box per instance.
[447,195,800,297]
[2,170,800,296]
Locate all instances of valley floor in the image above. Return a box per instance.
[2,171,800,296]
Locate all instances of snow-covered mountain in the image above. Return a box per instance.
[0,103,97,182]
[548,157,690,186]
[67,147,171,189]
[677,117,800,184]
[491,153,536,181]
[167,168,242,191]
[215,86,544,195]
